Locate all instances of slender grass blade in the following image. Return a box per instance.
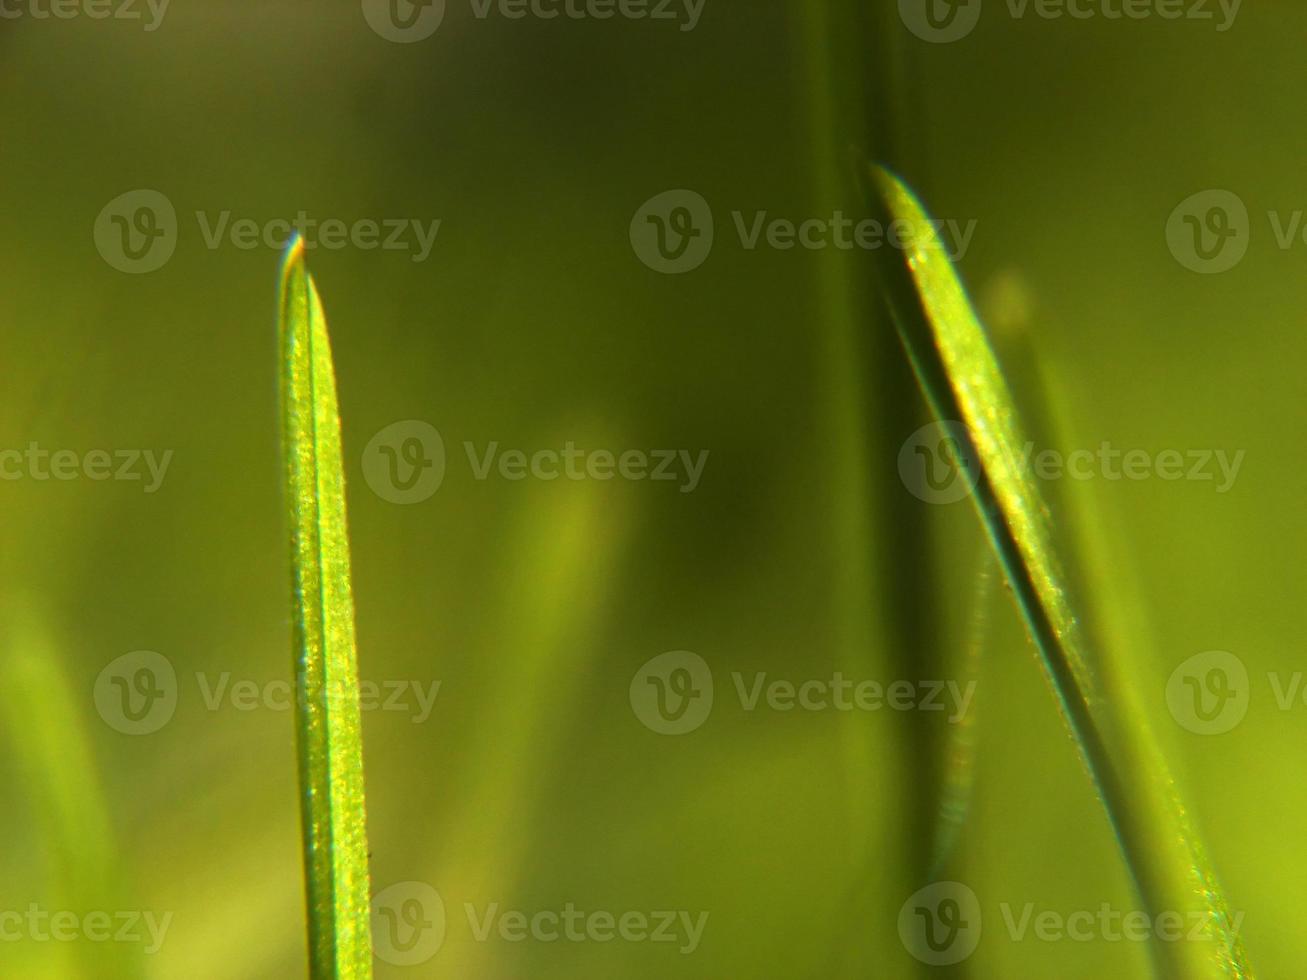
[278,238,373,979]
[865,165,1252,979]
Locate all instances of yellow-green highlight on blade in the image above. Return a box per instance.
[278,236,374,979]
[864,164,1252,980]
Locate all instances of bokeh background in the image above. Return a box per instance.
[0,1,1299,976]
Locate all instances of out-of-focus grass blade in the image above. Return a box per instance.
[433,475,629,976]
[865,165,1252,980]
[0,599,140,979]
[278,237,373,979]
[929,553,990,880]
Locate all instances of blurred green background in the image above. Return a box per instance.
[0,1,1299,976]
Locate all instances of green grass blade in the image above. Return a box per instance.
[928,553,990,880]
[1,599,140,979]
[865,165,1252,980]
[278,238,373,979]
[434,476,629,976]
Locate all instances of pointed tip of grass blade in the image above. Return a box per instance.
[865,163,1254,979]
[279,231,307,296]
[277,246,374,979]
[278,234,318,360]
[863,162,1086,733]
